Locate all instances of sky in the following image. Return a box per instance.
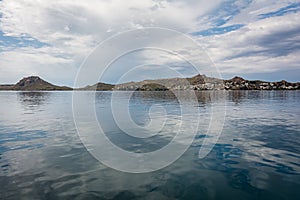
[0,0,299,86]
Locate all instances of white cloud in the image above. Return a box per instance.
[198,11,300,76]
[0,46,76,85]
[0,0,223,85]
[228,0,300,25]
[0,0,299,84]
[0,0,220,44]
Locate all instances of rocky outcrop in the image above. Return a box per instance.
[0,76,72,91]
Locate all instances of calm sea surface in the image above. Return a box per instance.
[0,91,299,200]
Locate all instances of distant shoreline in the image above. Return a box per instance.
[0,75,299,91]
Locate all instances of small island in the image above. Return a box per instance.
[0,75,299,91]
[0,76,72,91]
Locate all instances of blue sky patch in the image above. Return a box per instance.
[192,24,244,36]
[194,0,251,37]
[207,0,253,27]
[259,2,300,19]
[0,31,47,51]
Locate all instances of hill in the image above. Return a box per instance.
[113,74,299,91]
[0,76,72,91]
[224,76,300,90]
[80,82,115,91]
[0,75,299,91]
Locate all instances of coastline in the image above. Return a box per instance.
[0,75,299,91]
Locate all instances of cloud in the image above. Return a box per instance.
[228,0,300,25]
[0,0,220,43]
[0,0,224,85]
[0,46,76,85]
[198,11,300,78]
[0,0,299,84]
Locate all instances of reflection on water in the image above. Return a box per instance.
[228,90,247,104]
[0,91,300,199]
[18,92,50,113]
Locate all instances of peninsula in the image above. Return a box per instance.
[0,75,299,91]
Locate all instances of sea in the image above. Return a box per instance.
[0,90,299,200]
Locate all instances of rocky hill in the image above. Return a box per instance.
[0,76,72,91]
[0,75,299,91]
[80,82,115,91]
[224,76,299,90]
[113,74,223,91]
[113,74,222,91]
[112,74,299,91]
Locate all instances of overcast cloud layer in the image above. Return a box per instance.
[0,0,299,85]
